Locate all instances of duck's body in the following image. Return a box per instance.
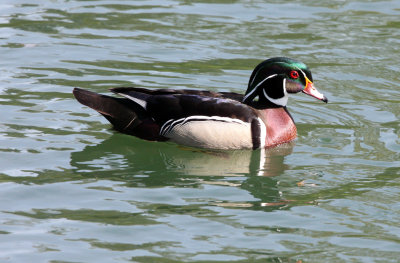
[73,57,327,150]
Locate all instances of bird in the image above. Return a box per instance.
[73,57,328,150]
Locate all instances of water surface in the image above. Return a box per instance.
[1,0,400,262]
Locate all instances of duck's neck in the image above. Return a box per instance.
[249,97,283,109]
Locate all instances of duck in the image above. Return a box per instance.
[73,57,328,150]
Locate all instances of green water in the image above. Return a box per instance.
[1,0,400,262]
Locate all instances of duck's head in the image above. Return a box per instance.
[243,57,328,107]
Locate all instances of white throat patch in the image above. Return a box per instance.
[262,78,288,107]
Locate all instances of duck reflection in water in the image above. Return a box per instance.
[71,134,294,178]
[70,134,295,207]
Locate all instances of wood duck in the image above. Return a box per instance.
[73,57,328,150]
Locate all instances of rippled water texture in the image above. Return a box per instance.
[1,1,400,262]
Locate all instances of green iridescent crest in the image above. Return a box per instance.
[243,57,313,105]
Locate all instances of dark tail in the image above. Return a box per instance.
[73,87,139,129]
[73,88,163,141]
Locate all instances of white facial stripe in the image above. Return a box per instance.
[273,62,307,79]
[249,68,261,88]
[262,78,288,106]
[295,67,314,89]
[295,67,307,79]
[243,74,278,102]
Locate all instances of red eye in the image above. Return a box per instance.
[290,70,299,79]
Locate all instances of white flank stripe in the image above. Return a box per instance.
[243,74,277,102]
[160,115,248,136]
[258,117,266,149]
[160,119,174,135]
[118,93,147,109]
[162,118,186,135]
[180,115,247,125]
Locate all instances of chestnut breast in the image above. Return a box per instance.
[257,108,297,147]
